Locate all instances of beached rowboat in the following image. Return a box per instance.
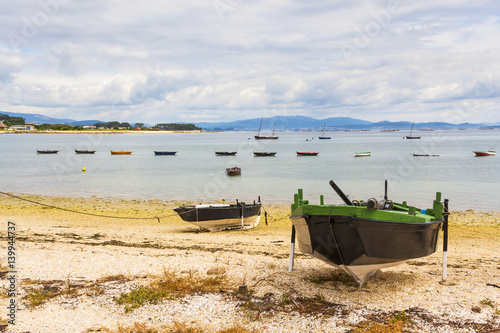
[174,200,261,231]
[289,180,447,283]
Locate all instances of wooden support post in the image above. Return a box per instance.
[288,225,296,272]
[442,199,449,282]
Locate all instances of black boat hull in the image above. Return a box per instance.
[254,152,276,157]
[291,214,442,282]
[37,150,59,154]
[215,152,237,156]
[154,151,177,155]
[174,203,261,231]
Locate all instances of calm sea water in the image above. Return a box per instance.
[1,130,499,211]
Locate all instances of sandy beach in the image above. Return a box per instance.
[0,193,499,333]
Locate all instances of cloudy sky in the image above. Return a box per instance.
[1,0,499,124]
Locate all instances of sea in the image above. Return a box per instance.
[1,129,499,211]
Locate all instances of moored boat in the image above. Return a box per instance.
[215,151,237,156]
[405,121,421,139]
[75,150,96,154]
[289,180,447,283]
[473,148,495,156]
[413,153,439,157]
[155,151,177,155]
[254,117,278,140]
[354,152,371,157]
[110,151,132,155]
[37,150,59,154]
[318,124,331,140]
[297,151,318,156]
[226,166,241,176]
[173,199,261,231]
[253,152,276,157]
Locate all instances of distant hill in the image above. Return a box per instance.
[196,116,373,131]
[195,116,483,131]
[0,111,493,130]
[0,111,103,126]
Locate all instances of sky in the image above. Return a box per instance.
[0,0,499,125]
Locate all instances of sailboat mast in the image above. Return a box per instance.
[257,117,263,136]
[409,122,415,136]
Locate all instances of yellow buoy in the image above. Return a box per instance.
[82,167,86,172]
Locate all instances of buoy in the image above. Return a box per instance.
[82,167,86,172]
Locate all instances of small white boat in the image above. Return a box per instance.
[473,148,495,156]
[354,152,371,157]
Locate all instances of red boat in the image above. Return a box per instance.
[297,151,318,156]
[473,148,495,156]
[226,166,241,176]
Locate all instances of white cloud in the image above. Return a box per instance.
[0,0,499,123]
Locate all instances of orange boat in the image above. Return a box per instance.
[110,151,132,155]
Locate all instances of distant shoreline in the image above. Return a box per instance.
[0,130,206,134]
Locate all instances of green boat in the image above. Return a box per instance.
[289,180,447,283]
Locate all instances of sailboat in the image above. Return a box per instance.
[318,124,331,140]
[405,122,421,139]
[254,117,278,140]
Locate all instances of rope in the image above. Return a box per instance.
[328,204,358,283]
[1,191,278,226]
[0,191,188,222]
[259,204,285,225]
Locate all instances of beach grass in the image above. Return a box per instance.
[116,269,228,313]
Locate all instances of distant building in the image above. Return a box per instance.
[10,123,36,131]
[0,120,8,130]
[83,125,96,129]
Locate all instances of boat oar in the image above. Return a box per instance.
[329,180,353,206]
[288,225,296,272]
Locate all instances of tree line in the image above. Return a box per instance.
[94,121,201,131]
[0,113,25,126]
[1,114,202,131]
[152,123,202,131]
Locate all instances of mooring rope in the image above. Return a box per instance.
[0,191,187,222]
[328,204,359,283]
[0,191,279,224]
